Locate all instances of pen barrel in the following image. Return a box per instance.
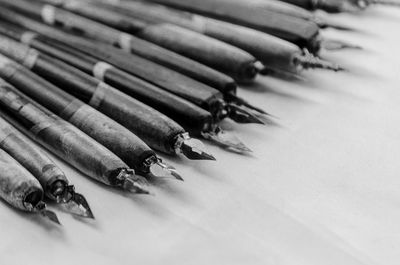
[0,9,227,115]
[200,18,302,73]
[52,31,227,117]
[0,83,129,186]
[97,1,301,73]
[0,31,188,156]
[0,16,215,136]
[62,2,238,91]
[103,68,214,136]
[11,31,213,138]
[83,83,186,155]
[0,48,156,172]
[136,23,258,82]
[43,0,256,83]
[30,53,166,162]
[0,148,43,211]
[32,0,242,88]
[149,0,321,52]
[0,117,67,201]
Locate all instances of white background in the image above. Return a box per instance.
[1,6,400,265]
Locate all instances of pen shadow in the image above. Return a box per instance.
[90,181,171,219]
[45,201,99,228]
[361,7,400,21]
[0,201,64,235]
[165,154,232,183]
[146,174,197,203]
[319,53,384,81]
[241,79,314,103]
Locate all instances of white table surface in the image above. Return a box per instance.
[1,6,400,265]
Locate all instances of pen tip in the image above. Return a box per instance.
[227,103,266,125]
[179,135,216,161]
[34,201,61,225]
[117,169,152,195]
[42,209,62,225]
[61,191,95,219]
[149,159,184,181]
[202,127,252,153]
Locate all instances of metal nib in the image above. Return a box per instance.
[227,103,266,124]
[176,133,216,160]
[202,127,252,153]
[322,39,363,50]
[34,201,61,225]
[149,159,184,181]
[59,187,94,219]
[295,51,345,72]
[117,169,151,194]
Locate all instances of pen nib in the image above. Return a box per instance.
[227,103,266,124]
[176,133,216,160]
[60,187,94,219]
[117,169,151,194]
[149,158,184,181]
[322,39,362,50]
[202,127,252,153]
[295,51,345,72]
[35,201,61,225]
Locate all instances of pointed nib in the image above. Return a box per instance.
[34,202,61,225]
[117,169,151,195]
[61,192,94,219]
[149,159,184,181]
[228,103,266,124]
[41,209,61,225]
[202,127,252,153]
[176,133,216,160]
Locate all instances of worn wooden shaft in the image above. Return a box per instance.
[0,33,186,155]
[0,116,67,201]
[36,35,214,136]
[1,0,255,82]
[147,0,321,52]
[0,53,155,174]
[56,1,258,82]
[0,8,229,120]
[0,23,214,137]
[0,148,43,211]
[103,1,302,73]
[0,80,131,186]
